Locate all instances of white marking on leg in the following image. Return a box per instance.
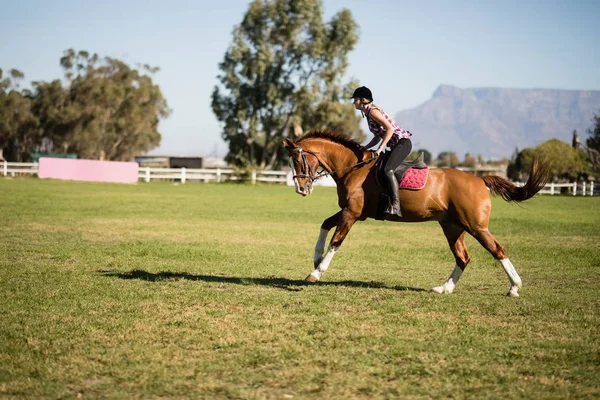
[431,264,463,294]
[308,269,322,281]
[318,246,337,273]
[313,229,328,266]
[310,245,337,279]
[500,258,522,297]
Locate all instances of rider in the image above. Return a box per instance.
[351,86,412,216]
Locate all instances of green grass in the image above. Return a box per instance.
[1,178,599,399]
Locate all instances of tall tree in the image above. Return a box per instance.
[0,69,40,161]
[461,152,477,168]
[52,49,171,160]
[212,0,361,169]
[572,129,580,149]
[586,112,600,172]
[587,113,600,151]
[536,139,589,180]
[436,151,459,167]
[1,51,170,161]
[29,79,73,154]
[507,147,536,181]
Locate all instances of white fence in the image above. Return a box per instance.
[538,181,595,196]
[137,166,287,184]
[2,161,39,177]
[0,161,287,184]
[1,160,597,195]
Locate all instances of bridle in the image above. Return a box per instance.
[289,147,327,183]
[289,144,377,184]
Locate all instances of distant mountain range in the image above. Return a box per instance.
[394,84,600,159]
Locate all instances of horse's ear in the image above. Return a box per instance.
[283,138,296,151]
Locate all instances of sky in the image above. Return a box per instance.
[1,0,599,157]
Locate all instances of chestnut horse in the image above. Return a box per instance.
[283,130,551,297]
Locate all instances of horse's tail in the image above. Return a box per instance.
[481,158,551,202]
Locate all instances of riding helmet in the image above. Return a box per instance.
[351,86,373,102]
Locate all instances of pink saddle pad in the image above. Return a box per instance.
[399,167,429,190]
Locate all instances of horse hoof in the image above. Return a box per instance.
[430,286,445,294]
[305,274,319,283]
[507,289,520,297]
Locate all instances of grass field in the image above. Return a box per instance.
[1,178,599,399]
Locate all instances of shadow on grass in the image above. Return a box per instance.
[98,269,426,293]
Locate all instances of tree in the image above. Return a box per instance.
[212,0,361,169]
[507,147,536,181]
[586,112,600,172]
[587,113,600,151]
[535,139,589,180]
[0,69,40,161]
[2,51,171,162]
[436,151,459,167]
[507,141,589,181]
[572,129,580,149]
[29,79,73,154]
[49,49,171,160]
[461,152,477,168]
[1,51,170,162]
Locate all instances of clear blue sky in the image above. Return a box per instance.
[1,0,599,157]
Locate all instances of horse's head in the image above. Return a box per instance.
[283,138,320,196]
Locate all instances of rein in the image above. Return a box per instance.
[289,145,377,182]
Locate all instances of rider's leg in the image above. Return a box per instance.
[384,170,401,216]
[384,139,412,216]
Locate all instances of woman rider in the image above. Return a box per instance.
[351,86,413,216]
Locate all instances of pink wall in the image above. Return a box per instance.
[38,158,138,184]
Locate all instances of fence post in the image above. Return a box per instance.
[2,160,6,177]
[550,183,554,195]
[590,181,594,196]
[145,167,150,183]
[251,170,256,184]
[582,182,587,196]
[573,182,577,196]
[216,168,221,183]
[181,167,186,184]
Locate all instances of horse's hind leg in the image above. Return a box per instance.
[431,222,471,294]
[471,229,522,297]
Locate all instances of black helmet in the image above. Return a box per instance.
[351,86,373,102]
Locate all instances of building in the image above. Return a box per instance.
[456,165,507,179]
[135,156,204,168]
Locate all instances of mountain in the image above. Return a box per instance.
[394,84,600,159]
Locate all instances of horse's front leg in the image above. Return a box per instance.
[306,209,357,282]
[313,211,342,268]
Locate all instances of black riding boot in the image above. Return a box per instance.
[384,171,402,217]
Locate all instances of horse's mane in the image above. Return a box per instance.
[297,129,363,153]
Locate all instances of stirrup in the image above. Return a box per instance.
[385,202,402,216]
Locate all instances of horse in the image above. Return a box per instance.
[283,130,551,297]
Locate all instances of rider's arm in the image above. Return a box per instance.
[369,109,394,154]
[363,136,380,150]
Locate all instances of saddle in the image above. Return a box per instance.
[374,151,429,189]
